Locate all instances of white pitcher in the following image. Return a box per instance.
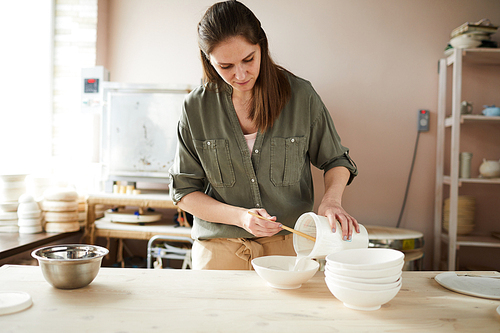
[293,212,369,259]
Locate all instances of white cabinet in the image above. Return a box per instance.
[434,48,500,271]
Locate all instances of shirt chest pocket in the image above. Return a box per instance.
[270,136,307,186]
[194,139,235,187]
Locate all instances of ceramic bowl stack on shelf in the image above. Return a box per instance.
[442,196,475,235]
[17,194,43,234]
[445,19,498,56]
[77,195,87,228]
[324,248,404,311]
[0,174,27,203]
[0,205,19,233]
[0,174,28,233]
[42,188,80,233]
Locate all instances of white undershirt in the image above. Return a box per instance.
[244,132,257,156]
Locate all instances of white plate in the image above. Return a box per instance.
[0,291,32,315]
[105,209,162,223]
[435,272,500,299]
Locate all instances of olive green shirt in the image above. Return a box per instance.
[169,73,357,240]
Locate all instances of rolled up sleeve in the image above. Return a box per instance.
[169,120,206,205]
[307,95,358,185]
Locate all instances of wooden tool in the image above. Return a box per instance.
[247,211,316,242]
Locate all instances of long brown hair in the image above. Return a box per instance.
[198,0,291,131]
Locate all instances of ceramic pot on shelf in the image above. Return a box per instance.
[479,159,500,178]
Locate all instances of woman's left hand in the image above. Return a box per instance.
[318,200,359,241]
[319,166,359,241]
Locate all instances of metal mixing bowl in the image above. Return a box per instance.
[31,244,109,289]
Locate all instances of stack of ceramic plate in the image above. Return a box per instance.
[443,196,475,235]
[0,174,28,233]
[324,248,404,311]
[0,174,27,207]
[17,194,42,234]
[77,195,87,228]
[0,209,18,233]
[42,187,80,233]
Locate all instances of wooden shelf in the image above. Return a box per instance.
[446,48,500,66]
[445,115,500,127]
[434,48,500,270]
[443,176,500,185]
[440,232,500,248]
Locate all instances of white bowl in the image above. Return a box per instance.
[0,180,26,190]
[325,274,401,291]
[324,269,402,284]
[326,261,404,278]
[450,34,482,49]
[251,255,319,289]
[18,217,42,227]
[0,202,19,212]
[0,188,25,202]
[19,225,43,234]
[43,187,78,202]
[325,248,404,270]
[0,211,18,221]
[0,174,28,183]
[325,278,402,311]
[17,202,41,214]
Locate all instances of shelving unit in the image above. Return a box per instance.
[434,48,500,271]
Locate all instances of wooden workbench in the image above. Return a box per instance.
[85,192,191,241]
[85,192,191,266]
[1,265,499,332]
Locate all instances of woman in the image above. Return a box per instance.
[169,0,359,270]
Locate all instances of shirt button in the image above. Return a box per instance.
[207,142,211,145]
[291,139,295,143]
[254,149,259,154]
[251,178,255,183]
[255,203,260,207]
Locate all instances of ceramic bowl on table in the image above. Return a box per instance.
[31,244,109,289]
[324,269,402,284]
[325,278,402,311]
[325,248,404,270]
[326,261,404,279]
[251,255,319,289]
[325,275,401,291]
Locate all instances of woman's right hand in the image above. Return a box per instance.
[241,209,282,237]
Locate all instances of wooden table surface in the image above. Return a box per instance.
[1,265,499,332]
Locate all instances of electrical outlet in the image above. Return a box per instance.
[418,109,429,132]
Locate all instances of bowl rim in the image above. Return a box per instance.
[325,248,405,270]
[31,244,109,262]
[325,277,402,294]
[325,275,402,290]
[324,269,402,283]
[325,261,404,278]
[251,255,320,273]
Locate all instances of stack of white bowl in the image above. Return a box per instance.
[443,196,475,235]
[42,187,80,233]
[0,174,27,203]
[18,194,43,234]
[0,205,19,233]
[324,248,404,311]
[77,195,87,228]
[0,174,27,233]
